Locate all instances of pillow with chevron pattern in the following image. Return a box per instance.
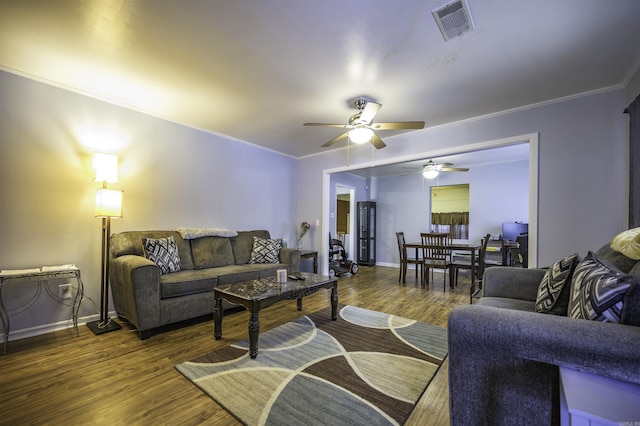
[142,236,182,274]
[568,251,638,323]
[249,236,282,264]
[535,253,580,314]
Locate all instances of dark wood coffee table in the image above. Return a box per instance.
[213,272,338,359]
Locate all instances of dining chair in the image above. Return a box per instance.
[469,234,503,303]
[396,232,422,283]
[420,232,452,291]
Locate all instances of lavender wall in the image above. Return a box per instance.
[374,159,529,266]
[0,71,297,336]
[299,89,628,271]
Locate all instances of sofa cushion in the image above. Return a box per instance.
[569,251,639,323]
[535,253,580,315]
[111,230,195,270]
[160,269,217,299]
[142,236,181,274]
[191,237,235,269]
[249,236,281,264]
[477,297,536,312]
[595,243,637,274]
[231,230,271,265]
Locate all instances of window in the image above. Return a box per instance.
[431,184,469,239]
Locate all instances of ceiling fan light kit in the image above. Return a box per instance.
[349,127,374,144]
[423,169,440,179]
[304,96,425,150]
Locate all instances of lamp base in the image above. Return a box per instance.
[86,318,122,335]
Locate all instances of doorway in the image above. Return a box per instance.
[335,185,356,260]
[321,133,539,273]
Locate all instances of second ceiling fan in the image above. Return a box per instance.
[421,160,469,179]
[304,97,425,149]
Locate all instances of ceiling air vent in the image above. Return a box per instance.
[432,0,475,41]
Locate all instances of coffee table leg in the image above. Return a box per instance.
[248,311,260,359]
[297,297,303,311]
[213,298,223,340]
[331,285,338,320]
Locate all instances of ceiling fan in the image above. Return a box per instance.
[419,160,469,179]
[304,97,425,149]
[421,160,469,179]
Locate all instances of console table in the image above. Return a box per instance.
[299,250,318,273]
[0,264,84,354]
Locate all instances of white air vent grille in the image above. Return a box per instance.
[432,0,475,41]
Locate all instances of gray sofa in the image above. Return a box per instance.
[448,243,640,425]
[109,229,300,339]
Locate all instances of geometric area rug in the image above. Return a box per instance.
[175,305,448,426]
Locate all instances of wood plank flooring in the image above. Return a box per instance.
[0,265,471,425]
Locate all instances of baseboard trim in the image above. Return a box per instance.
[0,311,117,343]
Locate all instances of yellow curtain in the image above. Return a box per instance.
[431,212,469,225]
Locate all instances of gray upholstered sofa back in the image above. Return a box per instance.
[111,230,195,270]
[110,229,274,271]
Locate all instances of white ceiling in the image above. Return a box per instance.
[2,1,640,159]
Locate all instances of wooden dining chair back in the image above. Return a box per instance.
[420,232,452,290]
[396,232,422,283]
[470,234,503,303]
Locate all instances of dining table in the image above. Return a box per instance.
[404,241,481,289]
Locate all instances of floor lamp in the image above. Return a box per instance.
[87,153,123,335]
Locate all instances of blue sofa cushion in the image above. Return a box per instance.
[142,236,181,274]
[535,253,580,315]
[569,251,639,323]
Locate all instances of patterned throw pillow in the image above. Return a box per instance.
[142,236,182,274]
[249,236,282,264]
[535,253,580,314]
[568,251,638,322]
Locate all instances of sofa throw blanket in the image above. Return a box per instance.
[173,227,238,239]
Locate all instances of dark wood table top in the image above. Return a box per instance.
[214,272,336,303]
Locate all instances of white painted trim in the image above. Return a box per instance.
[0,312,116,343]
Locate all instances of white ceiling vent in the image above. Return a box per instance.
[432,0,475,41]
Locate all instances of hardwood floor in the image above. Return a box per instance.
[0,265,471,425]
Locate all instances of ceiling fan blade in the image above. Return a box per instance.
[370,133,387,149]
[321,132,349,148]
[360,102,381,123]
[440,167,469,172]
[371,121,425,130]
[304,123,351,128]
[440,162,453,167]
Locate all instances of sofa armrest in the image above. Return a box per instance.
[482,266,547,301]
[280,248,301,272]
[448,305,640,424]
[110,254,162,333]
[450,305,640,382]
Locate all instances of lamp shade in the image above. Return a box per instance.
[95,188,123,218]
[93,153,118,183]
[348,127,374,144]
